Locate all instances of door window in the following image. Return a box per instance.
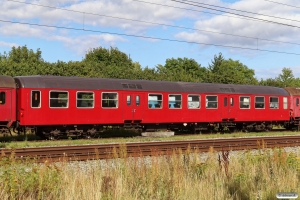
[230,97,234,106]
[127,95,131,106]
[296,98,299,107]
[136,95,140,106]
[0,92,5,105]
[31,91,41,108]
[224,97,228,107]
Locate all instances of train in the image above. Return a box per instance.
[0,75,300,139]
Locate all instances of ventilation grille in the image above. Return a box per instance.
[122,83,143,89]
[220,88,235,92]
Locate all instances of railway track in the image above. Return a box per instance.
[1,135,300,163]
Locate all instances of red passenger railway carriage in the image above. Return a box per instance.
[0,75,297,138]
[14,76,291,136]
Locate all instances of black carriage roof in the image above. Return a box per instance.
[0,75,16,88]
[14,75,289,96]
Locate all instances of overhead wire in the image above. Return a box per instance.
[169,0,300,29]
[5,0,300,47]
[263,0,300,9]
[0,19,300,56]
[175,0,300,23]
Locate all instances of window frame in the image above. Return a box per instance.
[101,92,118,108]
[148,93,163,109]
[240,96,250,109]
[206,95,218,109]
[0,91,6,105]
[31,90,41,108]
[255,96,265,109]
[168,94,182,109]
[187,94,200,109]
[76,91,94,108]
[269,97,279,109]
[49,91,69,108]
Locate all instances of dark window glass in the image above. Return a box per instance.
[77,92,94,108]
[224,97,227,107]
[102,93,118,108]
[50,91,68,108]
[148,94,162,108]
[31,91,41,108]
[270,97,279,109]
[255,97,265,109]
[240,96,250,109]
[297,98,299,107]
[206,96,218,108]
[169,94,182,109]
[0,92,6,105]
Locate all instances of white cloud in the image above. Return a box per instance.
[175,0,300,52]
[0,41,18,48]
[51,34,127,55]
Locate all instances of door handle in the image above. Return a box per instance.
[133,109,136,112]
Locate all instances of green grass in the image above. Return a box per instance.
[0,130,299,149]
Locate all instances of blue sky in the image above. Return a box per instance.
[0,0,300,80]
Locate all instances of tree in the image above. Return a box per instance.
[207,58,258,85]
[156,57,207,82]
[208,52,224,72]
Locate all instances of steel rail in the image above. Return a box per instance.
[1,135,300,162]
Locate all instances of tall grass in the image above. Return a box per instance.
[0,146,299,199]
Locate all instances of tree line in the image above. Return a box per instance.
[0,45,299,87]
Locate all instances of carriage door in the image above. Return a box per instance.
[123,92,143,122]
[221,95,237,120]
[294,97,300,118]
[0,90,12,122]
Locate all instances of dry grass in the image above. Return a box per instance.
[0,146,300,200]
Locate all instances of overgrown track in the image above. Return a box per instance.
[1,135,300,163]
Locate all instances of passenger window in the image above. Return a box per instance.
[255,97,265,109]
[270,97,279,109]
[0,92,6,105]
[206,96,218,108]
[136,95,140,106]
[127,95,131,106]
[240,96,250,109]
[188,95,200,109]
[148,94,162,108]
[77,92,94,108]
[102,92,118,108]
[296,98,299,107]
[169,94,182,109]
[31,91,41,108]
[283,97,288,109]
[50,91,68,108]
[224,97,227,107]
